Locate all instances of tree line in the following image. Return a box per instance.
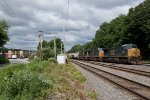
[68,0,150,59]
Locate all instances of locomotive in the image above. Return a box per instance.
[71,44,141,64]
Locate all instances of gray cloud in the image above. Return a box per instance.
[72,0,142,9]
[0,0,144,50]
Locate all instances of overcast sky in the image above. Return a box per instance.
[0,0,144,51]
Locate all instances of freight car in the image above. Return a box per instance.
[74,44,140,64]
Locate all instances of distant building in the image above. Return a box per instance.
[0,47,35,58]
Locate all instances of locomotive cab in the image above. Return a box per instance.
[122,44,140,64]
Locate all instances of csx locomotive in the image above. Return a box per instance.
[71,44,141,64]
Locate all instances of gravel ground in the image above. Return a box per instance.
[72,63,139,100]
[79,60,150,87]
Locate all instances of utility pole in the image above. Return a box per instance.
[38,31,43,60]
[54,36,56,58]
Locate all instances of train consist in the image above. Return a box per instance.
[70,44,141,64]
[0,48,35,59]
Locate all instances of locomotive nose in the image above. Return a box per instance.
[132,48,140,57]
[132,49,137,56]
[128,48,140,58]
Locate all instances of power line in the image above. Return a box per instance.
[0,0,24,26]
[1,0,18,17]
[0,1,15,17]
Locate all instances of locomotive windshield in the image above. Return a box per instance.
[132,44,137,48]
[122,44,137,49]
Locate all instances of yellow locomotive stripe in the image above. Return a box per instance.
[99,51,104,58]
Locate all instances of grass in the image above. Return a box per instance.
[44,62,97,100]
[0,59,97,100]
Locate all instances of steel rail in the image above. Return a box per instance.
[72,60,150,100]
[83,60,150,77]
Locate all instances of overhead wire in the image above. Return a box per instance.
[1,0,18,17]
[0,1,16,17]
[0,0,24,26]
[0,0,26,49]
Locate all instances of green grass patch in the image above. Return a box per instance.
[0,60,97,100]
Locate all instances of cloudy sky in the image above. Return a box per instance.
[0,0,144,51]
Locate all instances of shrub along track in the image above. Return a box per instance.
[82,60,150,78]
[71,60,150,100]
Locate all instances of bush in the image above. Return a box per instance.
[0,61,53,100]
[36,48,55,61]
[0,55,9,64]
[0,70,53,100]
[48,58,57,64]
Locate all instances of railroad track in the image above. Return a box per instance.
[82,60,150,77]
[71,60,150,100]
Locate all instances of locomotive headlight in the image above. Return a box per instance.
[132,54,135,56]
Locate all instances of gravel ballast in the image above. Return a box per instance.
[72,63,139,100]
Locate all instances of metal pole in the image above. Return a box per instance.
[40,40,42,60]
[63,26,66,54]
[61,43,63,54]
[63,0,69,55]
[38,31,43,60]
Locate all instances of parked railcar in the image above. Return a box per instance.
[75,44,140,64]
[68,52,79,59]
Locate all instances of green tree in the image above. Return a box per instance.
[68,44,83,53]
[0,20,9,46]
[125,0,150,59]
[93,15,127,48]
[82,42,94,52]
